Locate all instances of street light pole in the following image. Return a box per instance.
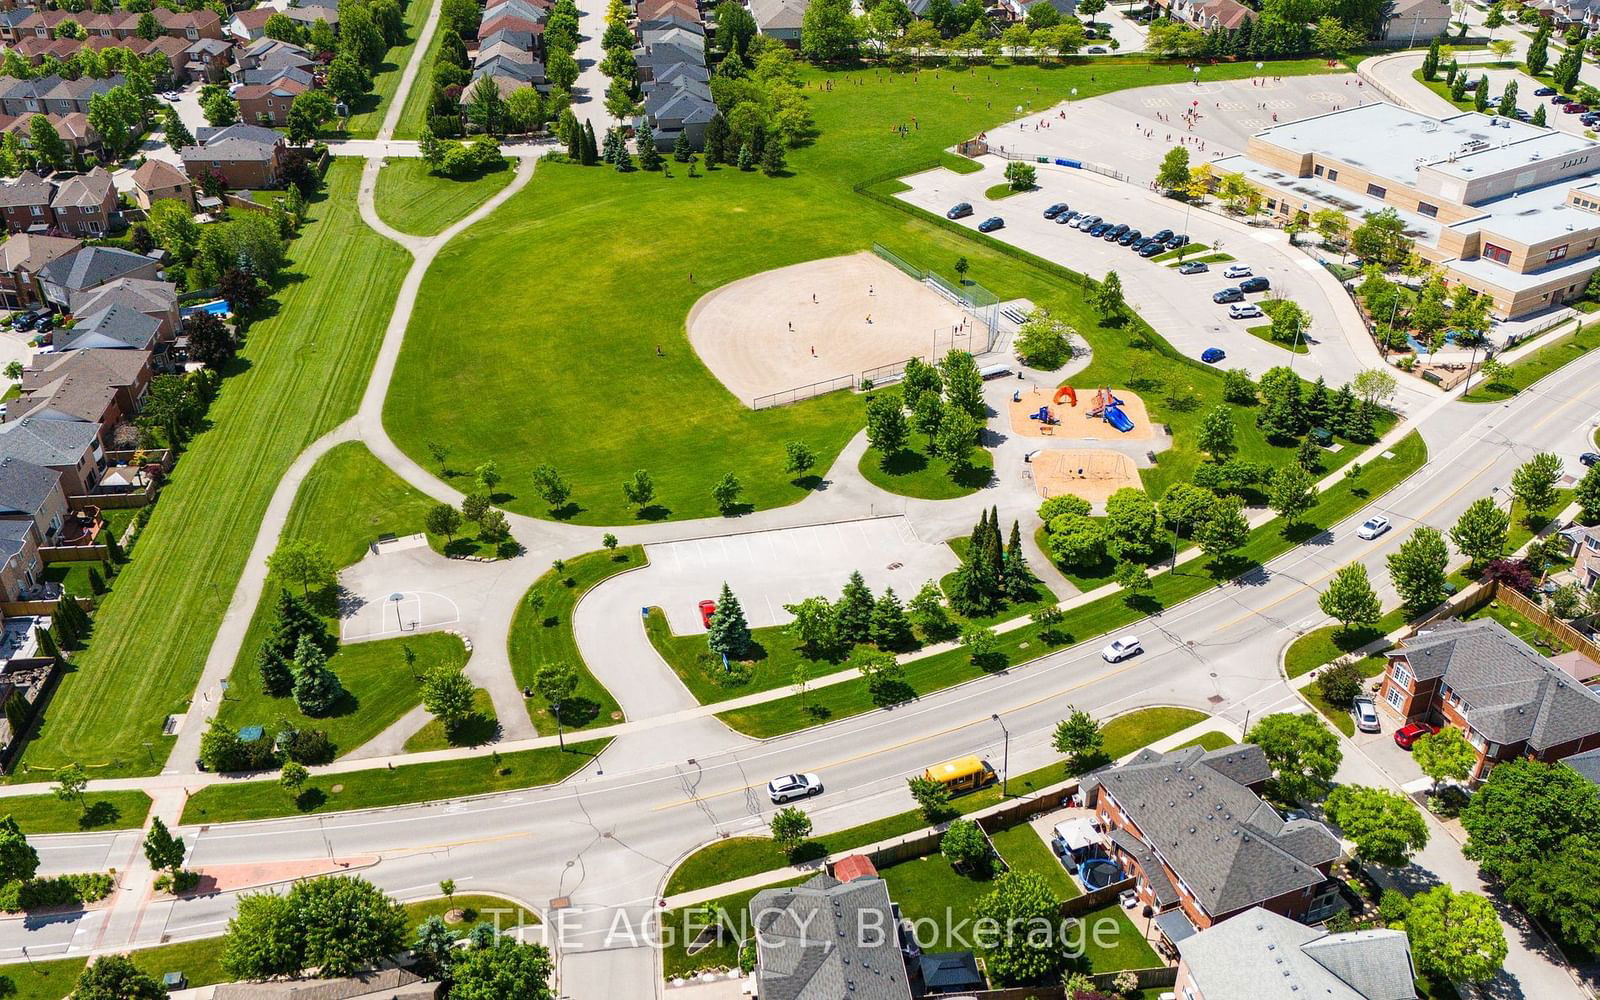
[991,713,1010,797]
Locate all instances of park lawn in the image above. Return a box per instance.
[217,632,468,758]
[404,893,539,931]
[1303,653,1387,736]
[338,0,436,139]
[1176,730,1234,751]
[9,161,411,780]
[859,440,993,499]
[374,157,517,236]
[1462,319,1599,402]
[939,151,984,174]
[0,956,87,1000]
[3,790,152,834]
[179,738,609,823]
[1284,605,1411,678]
[383,58,1332,525]
[718,432,1424,738]
[126,936,229,991]
[404,686,497,751]
[985,182,1025,200]
[1152,243,1210,262]
[1411,70,1476,112]
[644,607,872,704]
[1507,488,1574,554]
[989,822,1078,899]
[663,706,1203,895]
[393,7,447,140]
[880,854,997,951]
[508,547,638,735]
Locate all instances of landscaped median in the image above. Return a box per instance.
[1462,318,1599,402]
[716,432,1426,739]
[509,547,639,735]
[178,739,609,824]
[0,789,152,835]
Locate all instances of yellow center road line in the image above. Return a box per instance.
[376,831,532,855]
[1216,387,1590,634]
[651,653,1154,812]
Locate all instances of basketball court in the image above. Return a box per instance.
[1032,449,1142,503]
[686,252,981,408]
[339,588,462,642]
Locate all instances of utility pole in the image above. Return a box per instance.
[991,713,1010,797]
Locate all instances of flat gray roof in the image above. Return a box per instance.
[1251,102,1595,187]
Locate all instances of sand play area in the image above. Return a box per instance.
[1033,449,1141,503]
[686,252,975,407]
[1007,386,1154,441]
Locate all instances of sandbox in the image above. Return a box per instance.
[1006,387,1154,441]
[685,252,976,408]
[1033,449,1142,503]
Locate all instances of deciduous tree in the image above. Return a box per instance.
[1318,563,1381,632]
[1324,784,1428,865]
[1403,886,1507,984]
[1246,713,1341,802]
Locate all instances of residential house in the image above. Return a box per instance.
[228,37,315,84]
[639,78,715,149]
[1174,905,1417,1000]
[0,416,106,495]
[129,159,194,212]
[1081,743,1343,936]
[5,365,123,438]
[0,170,55,233]
[0,518,43,603]
[1562,745,1600,787]
[0,233,81,310]
[183,37,235,83]
[282,0,340,32]
[53,303,163,354]
[748,873,914,1000]
[1562,523,1600,590]
[181,123,288,189]
[155,8,225,41]
[0,9,34,44]
[47,168,119,237]
[228,7,276,43]
[4,112,101,154]
[0,455,69,546]
[15,9,73,41]
[20,348,151,430]
[749,0,809,43]
[1380,0,1450,42]
[70,278,181,340]
[77,11,141,39]
[1162,0,1256,30]
[1378,619,1600,780]
[37,246,163,311]
[237,77,310,127]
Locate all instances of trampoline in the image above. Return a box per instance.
[1080,859,1123,890]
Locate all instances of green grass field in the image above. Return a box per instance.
[859,439,993,499]
[383,58,1334,525]
[217,631,467,758]
[1462,320,1599,402]
[404,686,497,751]
[393,7,447,140]
[403,893,539,931]
[9,162,411,780]
[179,738,608,823]
[508,547,638,734]
[718,432,1424,738]
[374,157,517,236]
[2,790,152,834]
[1284,606,1409,678]
[338,0,436,139]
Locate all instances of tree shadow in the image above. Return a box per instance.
[635,504,672,521]
[443,537,483,558]
[950,462,994,489]
[294,787,327,812]
[545,501,583,521]
[719,502,755,517]
[551,696,600,728]
[972,651,1009,673]
[879,449,928,476]
[790,474,823,491]
[78,800,121,830]
[445,712,501,747]
[1281,522,1331,545]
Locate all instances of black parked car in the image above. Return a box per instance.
[1239,276,1271,293]
[1130,237,1152,252]
[978,216,1005,233]
[1535,86,1557,97]
[10,311,37,331]
[1553,94,1572,105]
[1166,234,1191,250]
[1057,210,1081,225]
[1118,228,1141,246]
[1212,287,1245,303]
[1150,228,1174,243]
[1089,222,1111,237]
[1139,241,1165,257]
[947,202,973,219]
[1105,223,1129,241]
[1043,203,1069,219]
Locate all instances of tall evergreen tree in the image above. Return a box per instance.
[1526,27,1548,76]
[706,581,751,659]
[871,587,913,650]
[581,119,598,164]
[1005,520,1031,598]
[835,571,875,645]
[291,635,344,716]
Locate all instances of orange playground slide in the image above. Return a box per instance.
[1053,386,1077,407]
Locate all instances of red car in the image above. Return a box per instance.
[1394,721,1441,749]
[698,600,717,628]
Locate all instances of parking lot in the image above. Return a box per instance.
[898,160,1388,385]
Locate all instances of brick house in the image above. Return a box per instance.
[1081,744,1343,935]
[1377,618,1600,781]
[1562,524,1600,590]
[70,278,181,341]
[0,455,69,546]
[129,159,193,212]
[236,77,309,127]
[180,123,287,189]
[0,415,107,495]
[0,233,81,310]
[0,170,56,233]
[47,167,119,237]
[0,518,44,603]
[37,246,163,311]
[20,349,152,432]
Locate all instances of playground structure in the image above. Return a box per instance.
[1032,449,1142,504]
[1006,387,1154,441]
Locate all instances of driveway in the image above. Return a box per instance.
[896,161,1399,393]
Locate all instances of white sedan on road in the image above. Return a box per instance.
[1356,516,1391,540]
[767,772,823,804]
[1101,635,1143,662]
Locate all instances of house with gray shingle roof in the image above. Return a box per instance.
[1082,743,1342,931]
[749,874,913,1000]
[0,170,56,233]
[1175,905,1417,1000]
[55,304,162,354]
[0,455,68,546]
[750,0,809,42]
[48,167,119,237]
[70,278,180,339]
[37,246,162,310]
[637,77,715,150]
[1377,618,1600,781]
[182,122,288,189]
[0,233,80,310]
[0,415,105,495]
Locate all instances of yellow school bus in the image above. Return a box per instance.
[923,755,998,795]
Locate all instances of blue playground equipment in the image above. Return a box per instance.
[1103,404,1135,433]
[1030,406,1058,424]
[1088,388,1136,433]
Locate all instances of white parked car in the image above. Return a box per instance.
[767,772,823,804]
[1101,635,1143,662]
[1223,264,1253,279]
[1353,696,1381,733]
[1356,515,1391,540]
[1228,303,1264,320]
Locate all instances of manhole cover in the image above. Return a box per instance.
[610,711,622,720]
[887,562,903,570]
[1207,695,1226,705]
